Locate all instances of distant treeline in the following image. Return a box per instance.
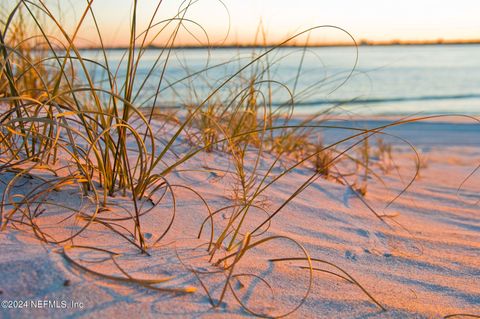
[76,39,480,50]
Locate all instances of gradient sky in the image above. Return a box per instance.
[48,0,480,47]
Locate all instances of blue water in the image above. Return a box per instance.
[81,45,480,116]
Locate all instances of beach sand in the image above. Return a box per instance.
[1,118,479,318]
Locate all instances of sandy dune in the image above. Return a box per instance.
[1,119,479,318]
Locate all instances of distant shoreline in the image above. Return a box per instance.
[77,40,480,51]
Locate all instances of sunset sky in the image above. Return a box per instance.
[27,0,480,47]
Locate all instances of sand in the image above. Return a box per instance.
[1,117,479,318]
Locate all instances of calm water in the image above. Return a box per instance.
[81,45,480,116]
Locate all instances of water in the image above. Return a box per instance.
[80,44,480,116]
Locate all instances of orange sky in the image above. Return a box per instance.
[15,0,480,47]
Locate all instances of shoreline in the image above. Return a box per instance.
[140,106,480,124]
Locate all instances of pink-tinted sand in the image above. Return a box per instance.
[1,119,479,318]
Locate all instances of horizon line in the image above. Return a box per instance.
[77,38,480,50]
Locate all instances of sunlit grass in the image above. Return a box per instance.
[3,1,474,317]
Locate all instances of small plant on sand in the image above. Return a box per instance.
[312,138,334,177]
[375,137,395,173]
[353,137,370,196]
[268,129,309,163]
[190,102,221,153]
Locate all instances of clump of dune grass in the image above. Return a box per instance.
[4,0,472,317]
[311,138,334,177]
[353,137,371,196]
[375,137,395,173]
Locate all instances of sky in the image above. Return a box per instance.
[25,0,480,47]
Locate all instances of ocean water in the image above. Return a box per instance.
[81,44,480,116]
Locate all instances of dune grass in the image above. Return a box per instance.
[3,1,477,317]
